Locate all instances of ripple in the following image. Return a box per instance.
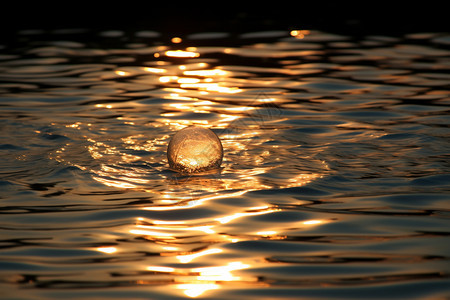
[0,29,449,300]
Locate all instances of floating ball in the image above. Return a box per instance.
[167,126,223,173]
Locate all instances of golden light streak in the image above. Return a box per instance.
[183,69,228,76]
[165,100,212,112]
[142,202,196,211]
[165,94,196,101]
[95,104,113,109]
[65,122,82,128]
[165,50,200,58]
[96,246,117,254]
[166,87,189,93]
[175,261,252,297]
[216,114,241,127]
[162,246,179,251]
[152,220,185,225]
[256,230,277,236]
[192,261,250,281]
[115,70,129,76]
[129,228,174,237]
[177,283,219,298]
[176,248,222,264]
[215,206,278,224]
[179,82,242,93]
[133,224,215,235]
[92,176,137,189]
[257,97,276,103]
[303,219,324,225]
[159,76,178,83]
[147,266,175,272]
[282,173,322,188]
[144,67,167,73]
[177,77,201,84]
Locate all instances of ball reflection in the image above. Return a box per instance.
[167,126,223,174]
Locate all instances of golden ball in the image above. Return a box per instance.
[167,126,223,173]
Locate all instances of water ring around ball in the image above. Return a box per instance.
[167,126,223,174]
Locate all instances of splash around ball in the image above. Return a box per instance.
[167,126,223,174]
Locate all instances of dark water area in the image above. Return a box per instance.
[2,3,449,37]
[0,20,450,299]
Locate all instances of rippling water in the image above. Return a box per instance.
[1,29,449,299]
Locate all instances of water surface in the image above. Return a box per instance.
[0,29,449,299]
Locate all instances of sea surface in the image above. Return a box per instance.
[0,29,449,299]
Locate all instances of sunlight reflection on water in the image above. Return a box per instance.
[0,29,449,299]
